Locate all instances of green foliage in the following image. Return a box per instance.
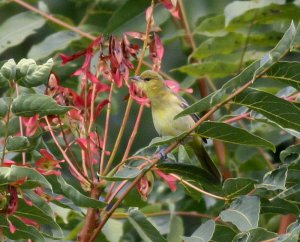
[11,94,70,117]
[1,0,300,241]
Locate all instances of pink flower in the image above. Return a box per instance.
[22,115,39,136]
[165,80,193,94]
[160,0,181,19]
[129,82,150,107]
[35,149,64,176]
[155,169,177,191]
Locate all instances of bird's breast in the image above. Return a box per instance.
[151,101,195,137]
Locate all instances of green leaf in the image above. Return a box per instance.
[167,216,184,242]
[47,175,106,208]
[149,133,186,147]
[182,220,215,242]
[0,98,8,117]
[107,3,169,34]
[211,22,296,105]
[223,178,258,198]
[233,227,277,242]
[101,167,142,181]
[16,58,53,87]
[24,189,54,219]
[280,144,300,164]
[191,32,281,59]
[220,195,260,232]
[11,94,70,117]
[224,0,284,26]
[128,208,167,242]
[260,198,299,215]
[157,162,221,188]
[0,59,16,86]
[28,31,81,60]
[102,219,124,242]
[276,184,300,201]
[212,224,236,242]
[15,198,63,239]
[5,134,40,152]
[256,166,287,191]
[175,93,214,119]
[6,136,30,152]
[197,121,275,151]
[277,220,300,242]
[264,61,300,91]
[0,215,45,242]
[0,165,52,190]
[194,14,226,37]
[224,1,300,29]
[0,12,45,54]
[233,88,300,133]
[291,23,300,51]
[178,61,238,79]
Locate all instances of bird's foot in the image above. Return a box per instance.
[154,148,167,160]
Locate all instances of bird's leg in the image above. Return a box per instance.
[153,147,168,160]
[158,148,168,160]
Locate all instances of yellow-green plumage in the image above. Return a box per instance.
[131,70,221,182]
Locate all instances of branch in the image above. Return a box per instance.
[11,0,97,40]
[99,83,114,175]
[170,174,226,200]
[45,117,90,185]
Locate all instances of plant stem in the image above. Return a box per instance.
[78,186,101,242]
[224,112,252,123]
[88,84,97,134]
[10,0,97,40]
[178,0,196,50]
[99,83,114,175]
[45,117,90,185]
[112,210,218,220]
[121,105,145,161]
[170,174,226,200]
[0,104,11,164]
[102,97,133,176]
[15,84,26,165]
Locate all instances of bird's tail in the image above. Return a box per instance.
[188,135,222,182]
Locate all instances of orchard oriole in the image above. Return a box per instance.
[131,70,221,182]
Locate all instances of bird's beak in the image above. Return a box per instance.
[129,76,142,82]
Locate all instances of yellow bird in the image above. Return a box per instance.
[130,70,221,182]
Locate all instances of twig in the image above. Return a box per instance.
[224,112,251,123]
[112,210,219,220]
[45,117,90,185]
[88,84,97,134]
[99,83,114,175]
[170,174,226,200]
[15,84,26,165]
[121,105,145,161]
[0,104,12,164]
[178,0,196,50]
[10,0,97,40]
[107,180,128,204]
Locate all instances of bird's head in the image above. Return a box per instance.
[130,70,166,98]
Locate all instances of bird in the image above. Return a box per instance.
[130,70,221,182]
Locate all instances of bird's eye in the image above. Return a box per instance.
[143,77,151,82]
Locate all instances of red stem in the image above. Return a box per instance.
[99,83,114,175]
[121,105,145,161]
[224,112,252,123]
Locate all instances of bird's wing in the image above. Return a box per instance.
[180,101,200,123]
[179,97,207,143]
